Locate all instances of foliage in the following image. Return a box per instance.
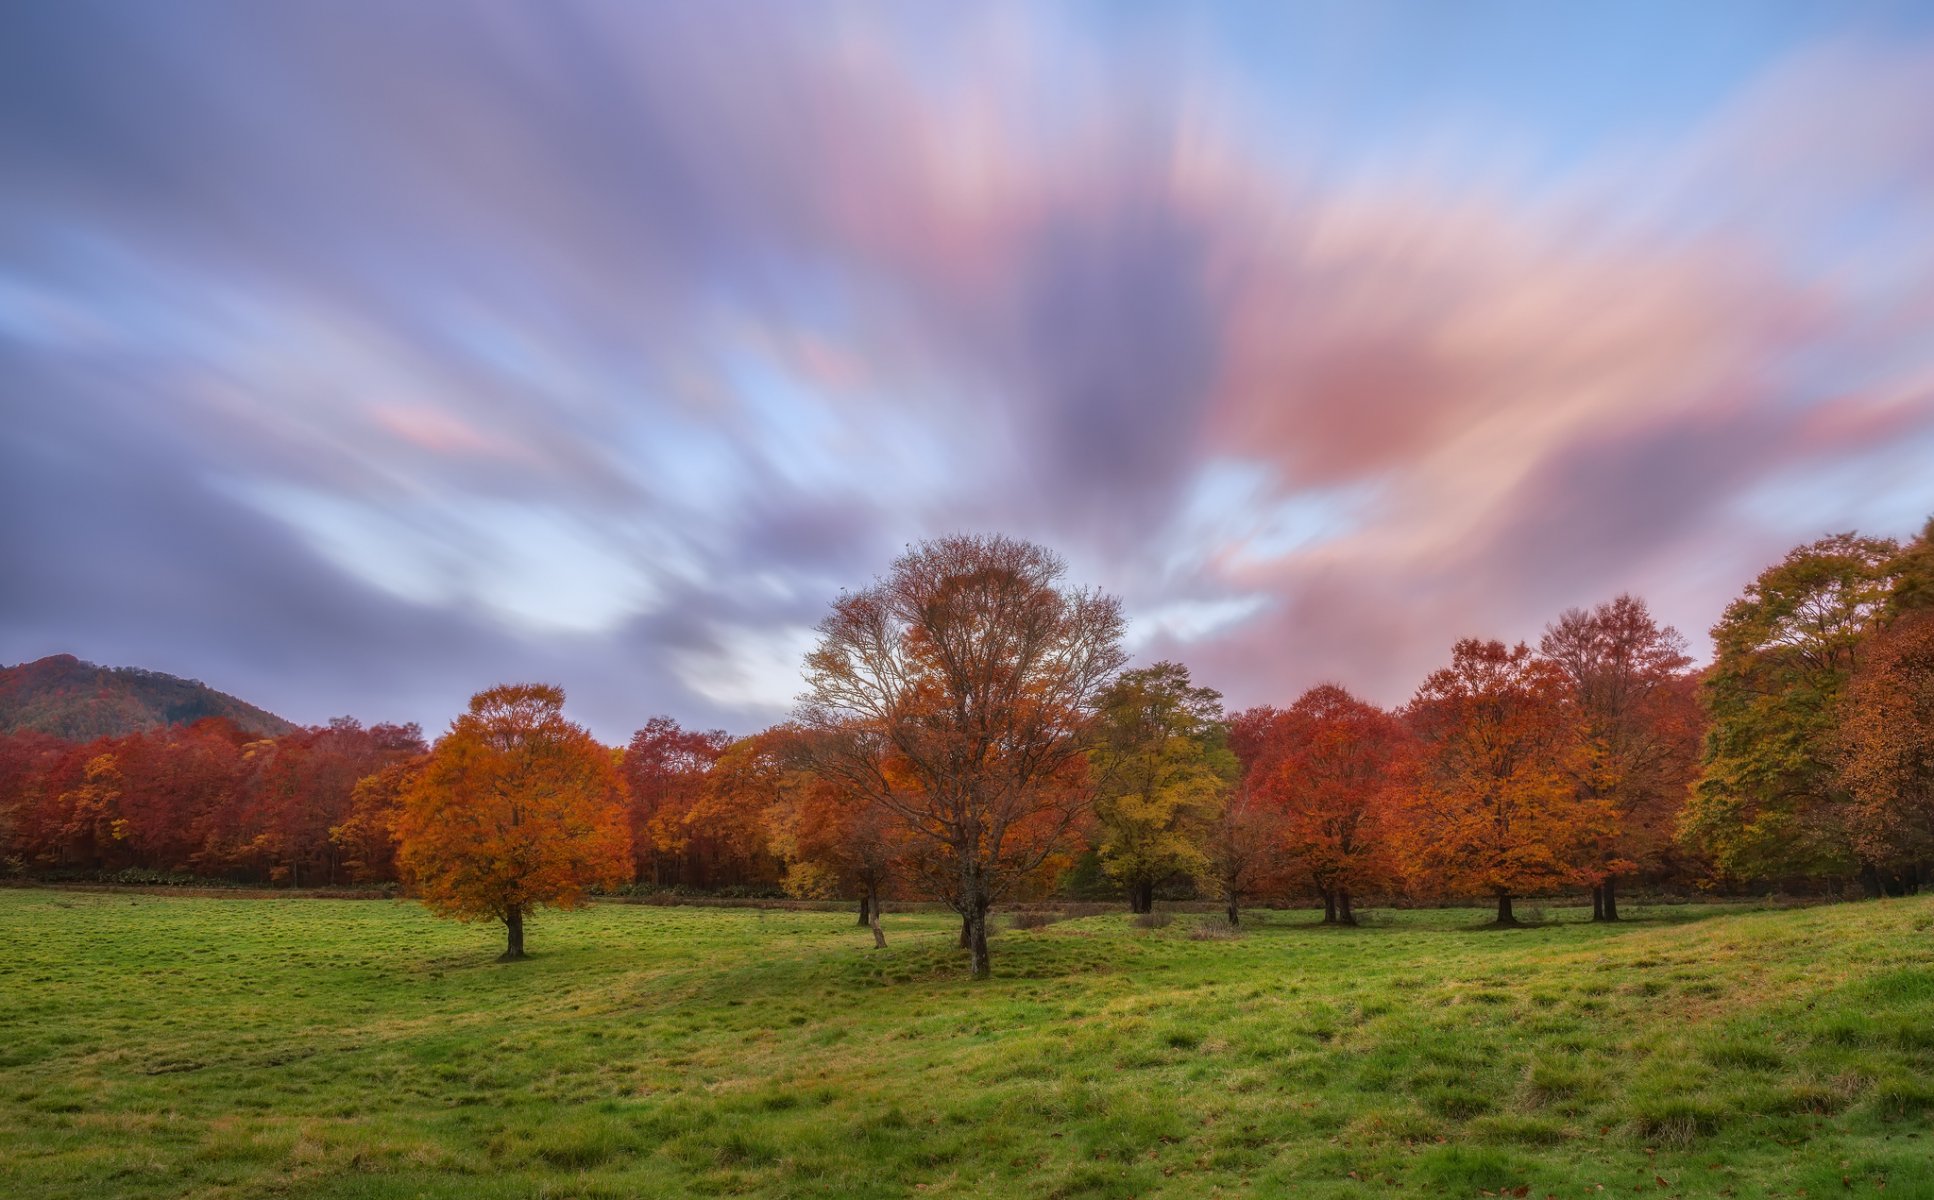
[1406,640,1598,920]
[1835,611,1934,883]
[1242,685,1412,923]
[1540,595,1704,904]
[0,717,422,884]
[799,534,1126,977]
[619,716,733,886]
[394,684,631,958]
[1682,533,1899,879]
[1089,662,1235,912]
[0,653,296,740]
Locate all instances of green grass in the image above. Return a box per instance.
[2,891,1931,1199]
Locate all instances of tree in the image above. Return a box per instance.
[330,756,426,883]
[394,684,631,960]
[799,534,1126,978]
[1889,517,1934,616]
[1835,611,1934,893]
[1197,749,1286,926]
[1089,662,1234,913]
[1681,534,1898,883]
[1257,685,1413,925]
[1540,596,1701,919]
[234,718,426,886]
[760,727,908,948]
[619,717,731,886]
[1406,639,1595,925]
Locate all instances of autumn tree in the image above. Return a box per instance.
[395,684,631,960]
[234,718,426,886]
[1197,747,1287,925]
[1406,639,1595,925]
[799,534,1125,978]
[1257,685,1412,925]
[1089,662,1234,913]
[1680,534,1898,883]
[619,717,731,886]
[57,752,127,868]
[330,756,426,883]
[1540,596,1702,919]
[1835,612,1934,893]
[1889,517,1934,616]
[758,727,908,948]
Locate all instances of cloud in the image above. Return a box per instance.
[3,3,1932,736]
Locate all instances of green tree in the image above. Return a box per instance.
[1889,517,1934,616]
[1089,662,1236,913]
[1681,533,1898,882]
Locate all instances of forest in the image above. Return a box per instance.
[4,521,1929,973]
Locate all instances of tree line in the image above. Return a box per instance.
[2,523,1928,973]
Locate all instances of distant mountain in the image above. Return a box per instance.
[0,654,299,741]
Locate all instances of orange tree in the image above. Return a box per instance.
[394,684,630,960]
[756,726,911,948]
[1405,639,1597,925]
[1836,611,1934,892]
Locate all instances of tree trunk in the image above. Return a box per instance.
[1226,897,1240,926]
[1322,891,1337,924]
[1129,879,1154,914]
[867,887,886,950]
[857,894,871,926]
[500,904,526,961]
[1858,863,1884,899]
[1337,889,1356,926]
[959,913,972,949]
[1590,884,1604,921]
[1600,876,1619,921]
[967,899,991,980]
[1495,892,1517,927]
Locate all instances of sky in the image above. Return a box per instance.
[4,1,1934,743]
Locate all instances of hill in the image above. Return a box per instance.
[0,654,298,740]
[2,892,1929,1198]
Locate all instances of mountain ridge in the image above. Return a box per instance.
[0,654,299,741]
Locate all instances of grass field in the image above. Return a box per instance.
[2,890,1931,1199]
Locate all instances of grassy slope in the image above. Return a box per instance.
[1,892,1930,1200]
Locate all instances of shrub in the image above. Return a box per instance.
[1009,910,1061,930]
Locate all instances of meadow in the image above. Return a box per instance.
[2,890,1930,1199]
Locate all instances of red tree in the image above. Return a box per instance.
[1540,596,1702,918]
[1256,685,1413,925]
[620,717,731,887]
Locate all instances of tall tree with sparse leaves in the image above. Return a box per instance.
[799,534,1125,979]
[1540,595,1702,920]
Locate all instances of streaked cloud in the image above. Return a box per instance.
[4,1,1932,737]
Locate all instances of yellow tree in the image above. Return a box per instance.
[1090,662,1234,913]
[395,684,630,960]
